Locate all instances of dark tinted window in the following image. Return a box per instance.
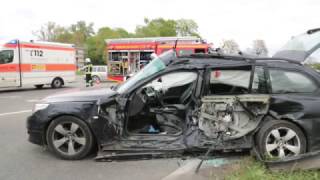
[269,69,317,93]
[0,50,14,64]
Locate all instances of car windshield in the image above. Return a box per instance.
[116,52,171,94]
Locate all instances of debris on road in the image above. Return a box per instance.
[162,157,242,180]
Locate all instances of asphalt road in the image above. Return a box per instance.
[0,81,180,180]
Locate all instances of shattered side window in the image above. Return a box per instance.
[269,69,317,93]
[209,69,251,94]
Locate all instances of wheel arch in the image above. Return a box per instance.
[254,114,310,152]
[277,117,309,152]
[42,114,99,149]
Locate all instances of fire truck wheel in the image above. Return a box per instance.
[35,85,44,89]
[51,78,63,88]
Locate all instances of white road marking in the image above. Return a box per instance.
[0,96,20,99]
[0,110,32,117]
[26,99,40,103]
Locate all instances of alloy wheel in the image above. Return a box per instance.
[265,127,301,158]
[52,122,86,156]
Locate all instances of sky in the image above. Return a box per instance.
[0,0,319,54]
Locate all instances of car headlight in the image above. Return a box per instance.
[33,103,50,112]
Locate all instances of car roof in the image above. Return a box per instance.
[173,53,303,69]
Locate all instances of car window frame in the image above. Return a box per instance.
[202,64,255,96]
[266,66,320,95]
[123,69,201,138]
[251,65,270,94]
[123,68,199,96]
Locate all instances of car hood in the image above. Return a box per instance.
[273,28,320,62]
[43,87,118,103]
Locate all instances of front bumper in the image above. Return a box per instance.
[26,114,46,145]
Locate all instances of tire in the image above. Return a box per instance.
[35,84,44,89]
[92,75,100,83]
[51,78,63,88]
[256,120,306,160]
[46,116,94,160]
[91,76,101,86]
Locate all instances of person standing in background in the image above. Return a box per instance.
[84,58,93,87]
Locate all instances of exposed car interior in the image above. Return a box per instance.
[197,66,270,140]
[127,71,198,135]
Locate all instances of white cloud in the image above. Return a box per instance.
[0,0,319,54]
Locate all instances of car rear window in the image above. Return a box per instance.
[269,69,318,93]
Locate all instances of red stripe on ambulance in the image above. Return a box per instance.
[0,64,76,72]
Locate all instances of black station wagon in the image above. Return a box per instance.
[27,29,320,160]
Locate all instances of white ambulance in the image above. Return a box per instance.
[0,40,76,89]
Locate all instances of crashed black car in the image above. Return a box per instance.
[27,29,320,161]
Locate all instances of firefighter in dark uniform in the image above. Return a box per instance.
[84,58,93,87]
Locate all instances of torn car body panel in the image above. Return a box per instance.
[198,95,269,140]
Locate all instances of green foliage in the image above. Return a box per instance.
[176,19,200,37]
[33,18,201,65]
[308,63,320,70]
[86,27,132,64]
[135,18,177,37]
[226,158,320,180]
[69,21,95,46]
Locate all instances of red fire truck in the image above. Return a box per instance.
[106,37,210,82]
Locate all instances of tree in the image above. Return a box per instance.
[70,21,95,46]
[33,18,202,65]
[176,19,200,37]
[221,39,240,55]
[32,21,61,41]
[135,18,177,37]
[86,27,132,64]
[252,39,268,56]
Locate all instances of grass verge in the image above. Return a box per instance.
[226,157,320,180]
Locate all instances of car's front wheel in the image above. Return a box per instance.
[256,120,306,160]
[46,116,94,160]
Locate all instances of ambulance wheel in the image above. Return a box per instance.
[35,85,44,89]
[51,78,63,88]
